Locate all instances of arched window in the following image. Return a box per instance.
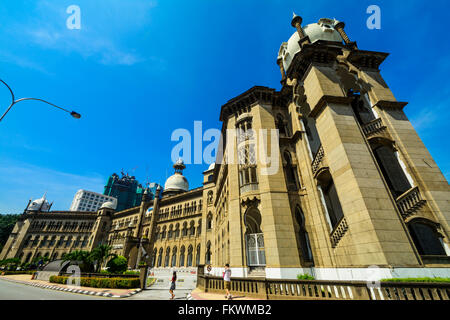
[283,151,299,191]
[197,219,202,235]
[182,222,188,237]
[276,114,289,136]
[371,142,412,198]
[295,206,313,263]
[207,213,213,230]
[65,236,72,248]
[205,241,212,265]
[189,221,195,236]
[317,170,344,230]
[168,225,173,239]
[25,252,32,263]
[175,223,180,238]
[351,94,376,125]
[244,207,266,267]
[408,220,446,256]
[207,191,213,205]
[196,244,201,266]
[151,248,157,267]
[187,245,193,267]
[157,248,163,267]
[179,246,185,267]
[171,247,177,267]
[81,236,88,248]
[164,247,170,267]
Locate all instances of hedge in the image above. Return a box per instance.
[1,270,36,275]
[49,275,140,289]
[381,277,450,283]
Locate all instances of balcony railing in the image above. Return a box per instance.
[311,145,325,176]
[396,187,426,218]
[198,274,450,300]
[330,217,349,248]
[362,118,386,137]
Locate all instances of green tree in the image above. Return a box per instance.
[62,250,94,272]
[0,214,20,249]
[1,257,21,271]
[106,255,128,273]
[90,244,116,273]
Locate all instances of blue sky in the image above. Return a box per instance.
[0,0,449,213]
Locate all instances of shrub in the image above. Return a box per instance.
[49,276,140,289]
[123,270,140,275]
[106,256,128,274]
[297,274,315,280]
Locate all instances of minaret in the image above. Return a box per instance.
[291,12,310,47]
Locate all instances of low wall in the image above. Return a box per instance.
[197,275,450,300]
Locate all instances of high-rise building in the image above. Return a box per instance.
[103,172,145,212]
[69,190,116,212]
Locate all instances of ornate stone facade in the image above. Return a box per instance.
[2,15,450,280]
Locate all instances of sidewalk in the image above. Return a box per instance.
[0,274,141,298]
[190,288,263,300]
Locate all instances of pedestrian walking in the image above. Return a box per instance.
[169,271,177,300]
[223,263,232,300]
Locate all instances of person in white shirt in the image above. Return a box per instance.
[223,263,232,300]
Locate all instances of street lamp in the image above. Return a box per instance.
[0,79,81,122]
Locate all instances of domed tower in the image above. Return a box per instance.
[162,159,189,197]
[277,14,351,81]
[25,194,53,213]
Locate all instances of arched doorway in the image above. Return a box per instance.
[244,207,266,268]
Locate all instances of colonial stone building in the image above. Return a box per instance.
[2,15,450,280]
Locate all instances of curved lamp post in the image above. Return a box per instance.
[0,79,81,122]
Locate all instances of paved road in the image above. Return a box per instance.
[0,278,192,300]
[0,278,107,300]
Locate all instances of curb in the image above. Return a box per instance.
[0,277,142,298]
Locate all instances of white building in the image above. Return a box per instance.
[69,190,117,212]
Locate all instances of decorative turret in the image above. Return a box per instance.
[163,159,189,197]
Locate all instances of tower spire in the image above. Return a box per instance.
[173,158,186,174]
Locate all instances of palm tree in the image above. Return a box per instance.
[90,244,116,273]
[61,250,94,272]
